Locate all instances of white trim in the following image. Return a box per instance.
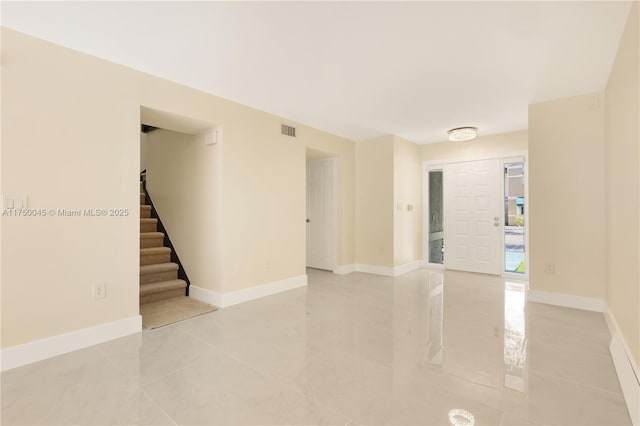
[604,304,640,385]
[422,150,528,168]
[355,264,395,277]
[605,305,640,425]
[189,274,308,308]
[352,262,423,277]
[526,289,605,312]
[188,286,224,307]
[393,260,424,276]
[0,315,142,372]
[333,264,356,275]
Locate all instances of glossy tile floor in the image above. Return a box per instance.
[1,269,631,425]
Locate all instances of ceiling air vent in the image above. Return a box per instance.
[281,123,296,138]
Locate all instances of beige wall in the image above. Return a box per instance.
[393,136,423,266]
[529,93,606,299]
[421,130,528,162]
[604,1,639,368]
[1,29,140,348]
[145,129,223,293]
[0,28,354,348]
[355,136,395,267]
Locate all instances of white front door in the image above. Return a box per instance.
[444,159,502,275]
[306,158,334,270]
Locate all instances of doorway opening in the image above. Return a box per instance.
[504,161,526,274]
[305,149,337,272]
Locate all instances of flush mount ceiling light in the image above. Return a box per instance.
[448,126,478,141]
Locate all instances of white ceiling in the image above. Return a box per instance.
[1,1,632,144]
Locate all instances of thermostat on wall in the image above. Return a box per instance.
[205,126,222,146]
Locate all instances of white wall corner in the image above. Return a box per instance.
[393,260,424,277]
[526,289,606,312]
[189,274,307,308]
[355,264,395,277]
[604,304,640,425]
[333,264,356,275]
[0,315,142,372]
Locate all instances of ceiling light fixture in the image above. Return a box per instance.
[448,126,478,142]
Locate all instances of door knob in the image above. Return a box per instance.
[306,219,310,223]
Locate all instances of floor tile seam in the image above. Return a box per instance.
[140,387,179,426]
[134,329,228,388]
[90,346,138,383]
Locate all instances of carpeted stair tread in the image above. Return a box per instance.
[140,279,186,296]
[140,205,152,218]
[140,217,158,232]
[140,232,164,249]
[140,262,179,275]
[140,247,171,255]
[140,246,172,266]
[140,232,164,239]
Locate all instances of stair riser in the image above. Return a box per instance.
[140,207,151,218]
[140,253,171,266]
[140,270,178,285]
[140,288,186,305]
[140,222,157,233]
[140,237,164,249]
[140,194,146,204]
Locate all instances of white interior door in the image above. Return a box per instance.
[306,158,334,270]
[444,159,502,275]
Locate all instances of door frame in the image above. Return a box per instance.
[422,150,529,279]
[305,157,338,272]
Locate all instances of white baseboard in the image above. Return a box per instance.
[339,262,424,277]
[393,260,424,276]
[188,285,224,307]
[333,264,356,275]
[605,305,640,425]
[355,264,395,276]
[527,289,605,312]
[189,274,307,308]
[0,315,142,372]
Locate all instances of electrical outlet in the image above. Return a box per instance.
[93,282,106,300]
[544,262,556,274]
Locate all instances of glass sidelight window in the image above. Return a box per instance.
[428,170,444,264]
[504,162,525,274]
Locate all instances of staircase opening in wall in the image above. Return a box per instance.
[139,176,217,329]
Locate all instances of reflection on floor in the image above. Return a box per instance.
[1,269,631,425]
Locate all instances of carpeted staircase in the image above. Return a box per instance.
[139,185,217,329]
[140,190,188,303]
